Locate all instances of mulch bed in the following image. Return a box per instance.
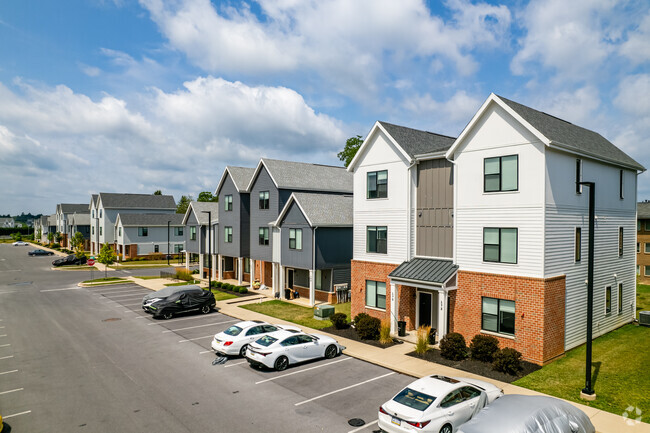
[319,325,397,349]
[407,349,541,383]
[210,287,256,298]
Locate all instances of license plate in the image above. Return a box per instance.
[391,417,401,426]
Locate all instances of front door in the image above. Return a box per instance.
[418,292,432,328]
[288,269,294,289]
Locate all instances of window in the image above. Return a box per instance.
[646,265,650,277]
[138,227,148,237]
[575,227,581,262]
[637,242,641,253]
[259,227,269,245]
[92,210,95,218]
[618,227,623,256]
[224,227,233,243]
[99,209,102,218]
[605,286,612,314]
[99,227,102,236]
[225,195,233,211]
[618,283,623,314]
[619,170,624,199]
[484,155,518,192]
[638,221,641,232]
[289,228,302,250]
[174,227,183,236]
[118,227,122,236]
[367,226,387,254]
[92,226,94,235]
[154,245,159,253]
[315,269,322,291]
[367,170,388,199]
[483,228,517,264]
[482,297,515,335]
[646,243,650,254]
[174,244,183,253]
[190,226,196,241]
[637,265,640,275]
[244,259,250,273]
[576,159,582,194]
[646,220,650,231]
[259,191,270,209]
[365,280,386,309]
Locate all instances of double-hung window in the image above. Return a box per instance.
[619,170,624,199]
[482,297,515,335]
[138,227,148,237]
[174,227,183,236]
[174,244,183,253]
[484,155,518,192]
[483,228,517,264]
[99,227,102,236]
[605,286,612,314]
[289,228,302,250]
[190,226,196,241]
[224,226,233,243]
[575,228,581,262]
[154,245,159,253]
[259,227,269,245]
[118,227,122,236]
[646,220,650,231]
[576,159,582,194]
[618,227,623,257]
[367,226,387,254]
[618,283,623,314]
[225,195,233,211]
[259,191,270,210]
[366,280,386,309]
[367,170,388,199]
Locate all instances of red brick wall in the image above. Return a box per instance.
[293,285,336,303]
[263,262,273,286]
[453,270,566,365]
[223,271,235,280]
[351,260,399,323]
[397,285,417,330]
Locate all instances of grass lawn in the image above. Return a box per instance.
[636,283,650,319]
[241,300,351,330]
[514,283,650,423]
[211,290,238,301]
[118,259,183,265]
[164,280,202,286]
[110,265,173,270]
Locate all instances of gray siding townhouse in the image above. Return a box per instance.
[68,212,91,250]
[275,193,353,305]
[0,217,15,228]
[246,158,353,295]
[55,204,89,248]
[182,201,219,278]
[215,166,255,285]
[41,214,57,244]
[115,213,185,259]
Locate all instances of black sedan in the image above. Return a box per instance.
[52,254,87,267]
[144,286,216,320]
[28,249,54,256]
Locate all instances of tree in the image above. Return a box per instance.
[153,190,162,195]
[55,232,63,243]
[71,232,86,258]
[47,232,54,244]
[197,191,218,202]
[176,195,193,214]
[337,135,363,168]
[97,243,116,278]
[36,228,42,241]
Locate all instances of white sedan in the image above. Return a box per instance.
[378,375,503,433]
[245,330,345,371]
[211,320,301,356]
[12,241,29,246]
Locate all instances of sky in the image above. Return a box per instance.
[0,0,649,215]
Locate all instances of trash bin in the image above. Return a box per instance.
[284,289,291,300]
[428,328,437,345]
[398,321,406,337]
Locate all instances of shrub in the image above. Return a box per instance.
[470,334,500,362]
[492,348,522,375]
[379,320,392,345]
[51,243,60,249]
[213,281,222,288]
[439,332,468,361]
[224,283,233,291]
[415,326,431,355]
[239,287,248,294]
[175,269,193,281]
[329,313,348,329]
[353,313,370,328]
[191,269,199,274]
[356,316,380,340]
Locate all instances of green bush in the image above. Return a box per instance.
[492,348,522,375]
[353,313,370,328]
[329,312,348,329]
[223,283,233,291]
[51,243,60,249]
[191,269,199,274]
[175,269,193,281]
[356,316,381,340]
[470,334,500,362]
[213,281,222,288]
[239,287,248,294]
[439,332,468,361]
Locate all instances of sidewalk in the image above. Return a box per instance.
[129,277,648,433]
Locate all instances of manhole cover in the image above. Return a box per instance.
[348,418,365,427]
[102,318,122,322]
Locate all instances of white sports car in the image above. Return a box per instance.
[378,375,503,433]
[211,320,301,356]
[12,241,28,246]
[245,330,345,371]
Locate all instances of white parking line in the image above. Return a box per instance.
[348,420,379,433]
[0,291,17,295]
[3,410,31,419]
[199,350,213,354]
[97,289,146,295]
[162,319,237,333]
[178,335,213,343]
[0,334,6,337]
[0,387,23,395]
[0,344,10,348]
[0,369,18,375]
[0,326,5,328]
[224,361,247,368]
[134,316,147,319]
[40,287,83,292]
[255,358,351,384]
[294,372,395,406]
[122,303,142,307]
[0,355,13,360]
[104,293,146,299]
[148,314,220,325]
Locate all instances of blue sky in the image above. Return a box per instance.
[0,0,649,215]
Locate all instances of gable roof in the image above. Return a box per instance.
[638,202,650,219]
[182,201,220,225]
[90,194,98,209]
[116,213,185,227]
[48,214,56,226]
[98,193,176,210]
[57,204,89,214]
[275,192,353,227]
[70,213,90,226]
[215,166,256,195]
[248,158,353,193]
[389,258,458,286]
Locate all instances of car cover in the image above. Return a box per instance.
[142,285,202,302]
[458,395,595,433]
[152,288,214,312]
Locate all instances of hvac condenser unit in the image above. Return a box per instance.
[639,311,650,327]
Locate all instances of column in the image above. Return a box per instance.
[185,250,189,270]
[437,290,448,338]
[279,265,285,299]
[309,269,315,307]
[250,258,255,282]
[237,257,243,285]
[217,254,223,281]
[212,254,217,280]
[390,282,398,335]
[198,253,204,277]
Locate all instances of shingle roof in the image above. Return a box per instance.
[59,204,89,214]
[0,217,14,224]
[228,167,256,192]
[285,193,353,227]
[389,258,458,285]
[379,121,456,158]
[117,213,185,227]
[258,158,353,193]
[70,213,90,226]
[188,201,219,225]
[98,193,176,209]
[497,95,645,171]
[91,194,98,208]
[48,214,56,226]
[638,202,650,218]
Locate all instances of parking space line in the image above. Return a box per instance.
[255,358,351,384]
[122,303,142,307]
[0,334,6,337]
[224,361,247,368]
[0,355,13,360]
[0,344,10,348]
[40,287,83,292]
[162,319,237,333]
[199,350,213,354]
[294,372,395,406]
[178,335,213,343]
[0,291,17,295]
[3,410,31,419]
[96,289,147,295]
[147,314,223,325]
[135,316,148,319]
[348,420,378,433]
[0,369,18,375]
[104,293,146,299]
[0,387,23,395]
[0,326,5,328]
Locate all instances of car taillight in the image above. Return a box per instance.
[223,341,233,346]
[379,406,389,415]
[405,420,431,428]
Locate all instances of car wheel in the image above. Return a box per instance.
[239,344,248,357]
[49,252,53,255]
[324,344,338,359]
[162,311,173,320]
[439,424,452,433]
[274,356,289,371]
[201,304,211,314]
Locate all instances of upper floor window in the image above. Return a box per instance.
[99,227,103,236]
[92,210,95,218]
[575,159,582,194]
[258,227,269,246]
[482,297,515,335]
[174,227,183,236]
[637,242,641,253]
[619,170,624,199]
[618,227,623,257]
[259,191,270,210]
[289,228,302,250]
[484,155,518,192]
[645,243,650,254]
[118,227,122,236]
[367,226,387,254]
[99,209,102,218]
[605,286,612,314]
[639,221,642,232]
[367,170,388,199]
[190,226,196,241]
[92,226,94,235]
[483,228,517,264]
[224,226,233,243]
[138,227,148,237]
[618,283,623,314]
[646,221,650,231]
[575,227,581,262]
[225,195,233,211]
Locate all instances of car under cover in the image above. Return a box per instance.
[142,285,202,304]
[144,287,215,317]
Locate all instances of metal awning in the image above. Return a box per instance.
[388,258,457,287]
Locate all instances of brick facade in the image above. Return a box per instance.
[293,285,337,304]
[351,260,399,323]
[453,270,566,365]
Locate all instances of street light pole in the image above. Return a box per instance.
[167,221,170,266]
[201,211,212,290]
[579,181,596,399]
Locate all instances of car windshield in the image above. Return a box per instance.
[393,388,436,411]
[256,335,278,347]
[224,326,243,336]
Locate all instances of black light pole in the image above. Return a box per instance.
[579,181,596,398]
[201,211,212,289]
[167,221,170,266]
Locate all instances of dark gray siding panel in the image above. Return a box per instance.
[279,189,293,211]
[319,269,333,292]
[279,202,313,269]
[240,193,250,257]
[315,227,353,269]
[416,159,453,258]
[249,167,277,261]
[293,269,310,287]
[332,267,351,288]
[185,212,201,254]
[218,174,243,257]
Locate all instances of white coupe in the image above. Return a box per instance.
[12,241,28,246]
[378,375,503,433]
[211,321,301,357]
[245,330,345,371]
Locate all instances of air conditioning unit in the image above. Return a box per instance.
[639,311,650,327]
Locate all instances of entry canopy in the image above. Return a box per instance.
[389,258,457,286]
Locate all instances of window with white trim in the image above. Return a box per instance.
[576,159,582,194]
[154,245,159,253]
[289,228,302,250]
[618,227,623,256]
[367,170,387,199]
[174,227,183,236]
[225,195,233,211]
[190,226,196,241]
[482,297,515,335]
[484,155,518,192]
[138,227,148,237]
[618,283,623,314]
[367,226,387,254]
[365,280,386,310]
[575,227,581,262]
[259,191,270,210]
[619,170,624,199]
[483,228,517,264]
[259,227,269,246]
[646,265,650,277]
[224,226,233,243]
[605,286,612,314]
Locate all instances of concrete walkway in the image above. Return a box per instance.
[128,277,648,433]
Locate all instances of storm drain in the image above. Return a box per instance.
[348,418,365,427]
[102,318,122,322]
[212,356,228,365]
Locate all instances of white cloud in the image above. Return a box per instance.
[620,13,650,65]
[614,74,650,116]
[531,86,602,127]
[402,90,483,128]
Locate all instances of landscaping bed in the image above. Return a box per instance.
[319,324,396,349]
[240,300,351,330]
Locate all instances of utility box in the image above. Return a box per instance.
[314,304,335,320]
[640,311,650,327]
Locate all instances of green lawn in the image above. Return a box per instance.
[514,284,650,423]
[241,300,351,330]
[109,264,173,270]
[118,259,183,265]
[211,290,238,301]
